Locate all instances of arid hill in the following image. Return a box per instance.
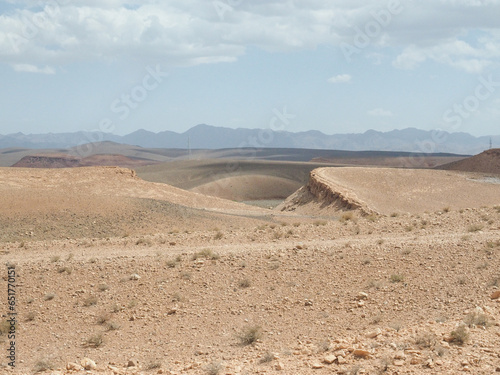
[0,165,499,374]
[438,148,500,174]
[279,167,500,216]
[0,166,267,242]
[11,153,160,169]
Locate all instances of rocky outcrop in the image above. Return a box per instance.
[277,168,375,215]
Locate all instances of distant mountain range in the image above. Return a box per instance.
[1,125,498,155]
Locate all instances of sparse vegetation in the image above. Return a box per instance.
[136,237,153,246]
[26,311,36,322]
[390,274,404,283]
[84,333,104,348]
[204,361,223,375]
[468,224,484,232]
[464,311,490,327]
[57,266,73,274]
[44,293,56,301]
[237,325,262,345]
[313,219,327,226]
[259,351,276,363]
[450,325,469,345]
[146,361,162,370]
[106,321,120,331]
[214,231,224,240]
[83,296,98,307]
[0,319,11,335]
[98,283,109,291]
[50,255,61,263]
[192,249,220,260]
[34,359,54,373]
[97,312,111,325]
[238,278,251,288]
[415,332,436,348]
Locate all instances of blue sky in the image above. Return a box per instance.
[1,0,499,136]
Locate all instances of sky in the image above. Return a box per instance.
[0,0,500,137]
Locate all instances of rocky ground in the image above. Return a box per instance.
[0,166,499,374]
[1,206,499,374]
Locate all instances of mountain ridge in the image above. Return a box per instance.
[0,125,498,154]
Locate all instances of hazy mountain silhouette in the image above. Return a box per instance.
[0,125,497,154]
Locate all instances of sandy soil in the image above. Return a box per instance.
[279,167,500,216]
[439,148,500,175]
[0,166,499,375]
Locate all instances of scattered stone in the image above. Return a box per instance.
[394,351,405,360]
[366,328,382,338]
[312,362,324,369]
[337,356,347,364]
[305,299,313,306]
[130,273,141,280]
[275,362,285,371]
[393,360,405,366]
[357,292,368,300]
[127,359,138,367]
[167,307,178,315]
[81,358,97,370]
[491,290,500,300]
[353,349,371,358]
[323,355,336,364]
[66,362,81,371]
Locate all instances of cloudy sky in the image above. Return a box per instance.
[1,0,499,136]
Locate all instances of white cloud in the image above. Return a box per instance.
[12,64,55,74]
[368,108,393,117]
[0,1,499,72]
[327,74,351,83]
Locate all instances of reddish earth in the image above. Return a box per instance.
[11,154,160,169]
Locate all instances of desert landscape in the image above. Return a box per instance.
[0,146,499,375]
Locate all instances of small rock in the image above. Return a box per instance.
[393,360,405,366]
[275,362,285,371]
[394,351,406,360]
[127,359,138,367]
[305,300,313,306]
[167,307,178,315]
[410,357,421,365]
[425,359,434,368]
[312,362,324,369]
[81,358,96,370]
[130,273,141,280]
[491,290,500,300]
[366,328,382,338]
[66,362,81,371]
[323,355,336,364]
[357,292,368,300]
[353,349,371,358]
[337,356,347,364]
